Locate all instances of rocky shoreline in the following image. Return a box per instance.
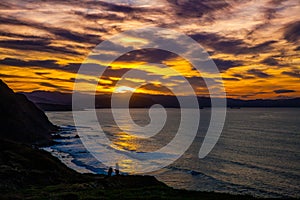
[1,139,262,200]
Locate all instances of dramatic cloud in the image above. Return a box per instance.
[232,73,255,80]
[0,58,83,73]
[274,89,296,94]
[0,73,25,79]
[190,33,277,55]
[39,82,66,90]
[139,83,173,95]
[167,0,229,18]
[222,77,240,81]
[247,69,272,78]
[0,0,299,99]
[0,39,81,55]
[282,70,300,78]
[116,49,178,64]
[261,57,279,66]
[284,21,300,43]
[213,59,243,71]
[0,58,60,69]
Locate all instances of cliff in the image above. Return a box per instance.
[0,80,57,145]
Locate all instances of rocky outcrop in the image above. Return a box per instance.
[0,80,57,145]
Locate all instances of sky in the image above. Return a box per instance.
[0,0,299,99]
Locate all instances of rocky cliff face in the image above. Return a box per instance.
[0,80,57,145]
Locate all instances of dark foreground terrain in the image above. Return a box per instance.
[1,139,262,200]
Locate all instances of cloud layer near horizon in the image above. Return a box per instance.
[0,0,299,99]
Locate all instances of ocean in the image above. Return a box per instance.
[45,108,300,198]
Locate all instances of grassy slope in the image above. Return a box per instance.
[0,139,262,200]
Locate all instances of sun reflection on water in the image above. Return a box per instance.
[110,131,139,152]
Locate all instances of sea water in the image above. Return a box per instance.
[45,108,300,198]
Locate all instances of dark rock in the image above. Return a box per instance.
[51,134,65,139]
[0,80,57,145]
[0,139,80,190]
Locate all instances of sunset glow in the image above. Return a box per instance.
[0,0,299,99]
[114,86,136,94]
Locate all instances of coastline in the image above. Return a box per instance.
[40,125,299,199]
[44,109,300,199]
[1,80,298,199]
[1,139,265,200]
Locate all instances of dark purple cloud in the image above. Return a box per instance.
[213,59,243,71]
[284,21,300,43]
[140,83,173,94]
[116,49,178,63]
[0,58,80,72]
[232,73,255,80]
[0,73,25,79]
[261,57,279,66]
[167,0,229,18]
[247,69,272,78]
[0,15,102,46]
[222,77,240,81]
[39,82,66,90]
[190,32,277,55]
[102,66,131,78]
[282,70,300,78]
[0,57,60,68]
[0,39,81,55]
[86,1,146,13]
[274,89,296,94]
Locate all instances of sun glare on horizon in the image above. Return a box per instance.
[114,86,136,93]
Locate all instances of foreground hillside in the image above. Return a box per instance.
[0,139,259,200]
[0,80,57,145]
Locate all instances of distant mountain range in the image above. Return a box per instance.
[20,91,300,111]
